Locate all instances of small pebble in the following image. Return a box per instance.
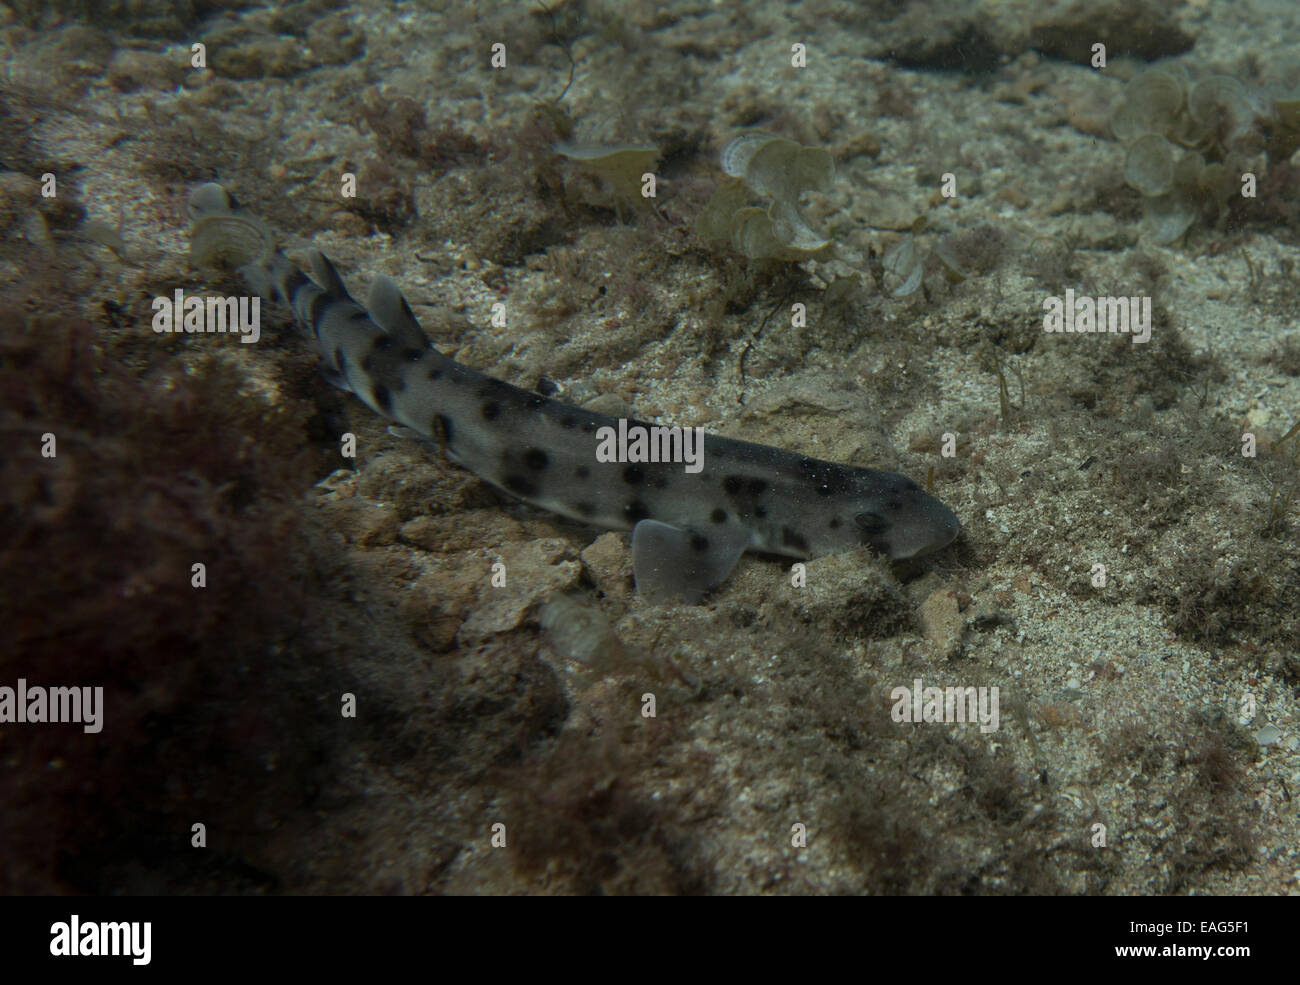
[1253,724,1283,747]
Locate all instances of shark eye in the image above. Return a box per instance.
[854,511,888,534]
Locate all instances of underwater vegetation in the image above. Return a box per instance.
[695,131,835,261]
[0,298,340,893]
[553,140,661,219]
[878,214,1008,299]
[1111,64,1300,243]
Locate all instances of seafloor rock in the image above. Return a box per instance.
[458,538,583,639]
[1029,0,1196,63]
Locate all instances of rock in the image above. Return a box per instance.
[854,1,1026,71]
[398,510,527,553]
[107,48,186,91]
[0,172,39,233]
[581,532,633,599]
[319,497,400,547]
[917,588,964,659]
[779,549,913,638]
[739,369,891,466]
[306,13,365,66]
[1253,723,1283,747]
[886,17,1006,72]
[968,596,1014,631]
[402,560,486,651]
[584,392,635,419]
[21,0,206,39]
[204,25,307,79]
[458,538,582,639]
[1030,0,1194,63]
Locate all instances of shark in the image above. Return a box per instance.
[185,183,960,602]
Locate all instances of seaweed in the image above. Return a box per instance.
[1262,420,1300,538]
[696,131,835,261]
[1103,711,1259,894]
[1109,64,1297,243]
[553,141,661,219]
[501,723,710,894]
[0,299,335,893]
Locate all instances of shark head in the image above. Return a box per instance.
[854,476,960,560]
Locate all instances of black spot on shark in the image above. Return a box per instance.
[504,474,538,497]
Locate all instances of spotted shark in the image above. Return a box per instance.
[185,183,960,602]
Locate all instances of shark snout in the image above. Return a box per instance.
[863,490,960,560]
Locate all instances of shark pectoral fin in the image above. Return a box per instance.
[631,520,750,604]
